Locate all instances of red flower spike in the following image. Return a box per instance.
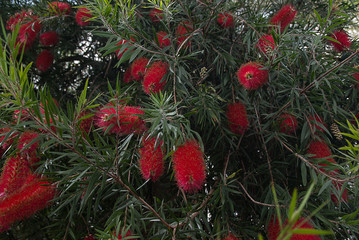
[257,34,276,55]
[84,235,94,240]
[76,8,92,26]
[222,233,240,240]
[331,181,348,204]
[139,137,165,182]
[36,50,54,72]
[143,61,169,94]
[156,31,171,48]
[48,1,71,15]
[130,57,149,81]
[95,102,123,134]
[39,31,59,46]
[6,11,38,32]
[329,30,352,52]
[115,37,135,59]
[270,4,297,32]
[267,217,320,240]
[149,9,164,23]
[0,174,56,232]
[117,230,136,239]
[0,155,30,199]
[118,106,146,135]
[16,20,42,52]
[176,21,193,47]
[217,12,234,28]
[278,113,298,134]
[17,131,39,157]
[123,67,134,83]
[79,111,94,134]
[352,72,359,89]
[13,109,31,122]
[0,127,18,150]
[172,140,206,193]
[236,62,269,90]
[307,139,335,167]
[308,115,327,133]
[226,101,249,135]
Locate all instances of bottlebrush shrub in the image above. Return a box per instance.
[217,12,234,28]
[269,4,297,32]
[143,61,169,94]
[308,115,327,133]
[0,173,56,232]
[16,20,42,52]
[39,31,59,46]
[156,31,171,48]
[226,101,249,135]
[267,217,320,240]
[222,233,240,240]
[76,8,92,26]
[0,155,30,198]
[257,34,276,55]
[0,127,18,151]
[48,1,72,15]
[149,8,164,23]
[138,137,165,182]
[328,30,352,52]
[130,57,149,81]
[172,140,206,193]
[17,130,39,157]
[78,111,94,134]
[36,50,54,72]
[236,62,269,90]
[277,113,298,134]
[176,21,193,47]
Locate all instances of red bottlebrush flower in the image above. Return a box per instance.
[139,137,165,182]
[39,31,59,46]
[331,181,348,204]
[149,8,164,23]
[329,30,352,52]
[118,106,146,135]
[0,127,18,150]
[123,67,134,83]
[16,20,42,52]
[217,12,234,28]
[267,217,320,240]
[49,1,71,15]
[84,235,94,240]
[95,102,123,134]
[130,57,149,81]
[257,34,276,55]
[156,31,170,48]
[236,62,269,90]
[352,71,359,89]
[17,131,39,157]
[308,115,327,133]
[117,230,135,239]
[226,101,249,135]
[0,174,56,232]
[13,109,31,122]
[270,4,297,32]
[222,233,240,240]
[79,111,94,134]
[115,38,135,59]
[76,8,92,26]
[307,139,335,167]
[0,155,30,199]
[36,50,54,72]
[278,113,298,134]
[143,61,169,94]
[6,11,38,31]
[176,21,193,47]
[172,140,206,193]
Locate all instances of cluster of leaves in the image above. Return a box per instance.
[1,0,359,239]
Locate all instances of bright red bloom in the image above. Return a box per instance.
[226,101,249,135]
[156,31,170,48]
[172,140,206,193]
[79,111,94,134]
[49,1,71,15]
[236,62,268,90]
[123,67,134,83]
[143,61,169,94]
[17,131,39,157]
[0,155,30,199]
[16,20,42,52]
[117,230,135,239]
[115,38,135,59]
[139,137,165,182]
[149,9,164,23]
[76,8,92,26]
[95,102,124,134]
[270,4,297,32]
[130,57,149,81]
[36,50,54,72]
[257,34,276,55]
[84,235,94,240]
[0,174,56,232]
[176,21,193,47]
[267,217,320,240]
[13,109,31,122]
[6,11,38,31]
[222,233,240,240]
[308,115,327,133]
[352,71,359,88]
[329,30,352,52]
[39,31,59,46]
[217,12,234,28]
[331,181,348,204]
[278,113,298,134]
[0,127,18,150]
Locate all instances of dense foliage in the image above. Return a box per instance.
[1,0,359,239]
